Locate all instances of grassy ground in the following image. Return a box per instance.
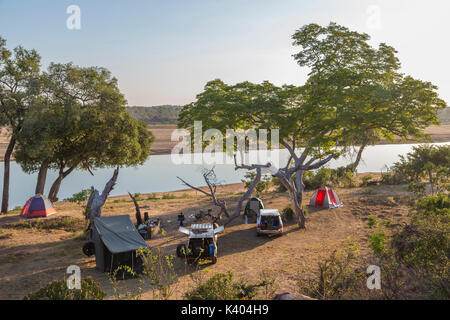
[0,175,414,300]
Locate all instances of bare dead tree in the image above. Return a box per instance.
[85,167,119,227]
[177,158,270,226]
[128,192,142,225]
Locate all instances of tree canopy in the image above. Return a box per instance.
[14,62,154,201]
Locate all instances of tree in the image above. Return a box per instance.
[291,23,446,172]
[0,37,41,213]
[14,63,154,201]
[179,23,447,229]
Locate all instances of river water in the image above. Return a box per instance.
[0,142,448,210]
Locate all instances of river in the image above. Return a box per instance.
[0,142,448,210]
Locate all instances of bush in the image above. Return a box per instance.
[360,174,373,187]
[23,278,105,300]
[281,206,294,221]
[242,172,272,194]
[162,193,176,200]
[271,176,287,192]
[381,144,450,193]
[297,242,364,300]
[303,168,333,190]
[184,271,271,300]
[413,193,450,216]
[369,193,450,299]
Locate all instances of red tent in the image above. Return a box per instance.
[20,194,56,219]
[309,187,343,209]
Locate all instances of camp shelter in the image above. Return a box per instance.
[92,215,149,274]
[309,187,343,209]
[244,197,264,218]
[20,194,56,219]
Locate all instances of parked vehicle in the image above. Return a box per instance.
[256,209,283,236]
[176,223,224,264]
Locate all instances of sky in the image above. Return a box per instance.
[0,0,449,106]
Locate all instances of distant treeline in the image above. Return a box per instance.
[437,107,450,124]
[128,105,450,125]
[127,105,182,124]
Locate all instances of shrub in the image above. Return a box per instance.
[162,193,176,200]
[281,206,294,221]
[297,242,364,299]
[367,215,377,229]
[304,168,333,190]
[360,174,373,187]
[23,278,105,300]
[242,172,272,194]
[369,193,450,299]
[413,193,450,216]
[271,176,287,192]
[369,230,387,256]
[184,271,271,300]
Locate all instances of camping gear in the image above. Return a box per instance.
[244,197,264,222]
[178,212,185,226]
[309,187,343,209]
[137,223,149,239]
[90,215,149,276]
[256,209,283,236]
[20,194,56,219]
[177,224,224,264]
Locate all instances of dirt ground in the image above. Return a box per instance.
[0,176,413,300]
[2,124,450,159]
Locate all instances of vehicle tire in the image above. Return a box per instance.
[211,256,217,264]
[176,244,187,258]
[82,242,95,257]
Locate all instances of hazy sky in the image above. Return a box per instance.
[0,0,449,106]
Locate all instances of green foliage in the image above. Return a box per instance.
[65,189,91,204]
[184,271,272,300]
[297,242,363,300]
[369,230,387,256]
[281,206,294,221]
[271,176,287,192]
[369,193,450,299]
[360,175,374,187]
[413,193,450,216]
[367,215,377,229]
[241,172,271,194]
[303,166,356,190]
[303,168,333,190]
[13,62,154,201]
[138,247,177,300]
[23,278,105,300]
[382,145,450,194]
[162,193,176,200]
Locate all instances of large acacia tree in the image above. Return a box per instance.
[14,63,153,202]
[178,23,446,229]
[0,37,41,213]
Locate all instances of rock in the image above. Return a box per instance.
[273,292,316,300]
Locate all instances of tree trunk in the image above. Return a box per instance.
[347,144,367,172]
[48,165,76,202]
[35,162,48,195]
[1,138,16,213]
[276,173,306,229]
